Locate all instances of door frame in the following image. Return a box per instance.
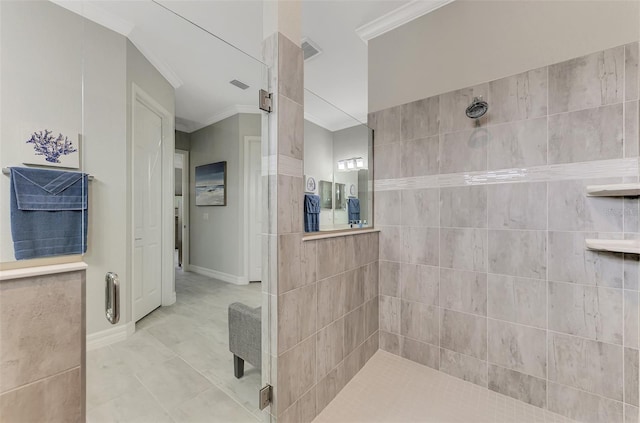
[130,83,175,324]
[243,135,261,283]
[175,149,190,271]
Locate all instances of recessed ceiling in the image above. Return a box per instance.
[52,0,452,133]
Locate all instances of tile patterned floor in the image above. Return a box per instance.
[86,268,262,423]
[313,350,581,423]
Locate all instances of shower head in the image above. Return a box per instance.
[466,96,488,119]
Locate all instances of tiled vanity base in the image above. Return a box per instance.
[0,263,86,422]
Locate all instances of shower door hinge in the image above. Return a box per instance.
[259,384,272,410]
[259,89,273,113]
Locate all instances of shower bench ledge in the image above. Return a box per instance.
[585,239,640,254]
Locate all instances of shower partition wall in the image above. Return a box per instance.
[370,42,640,423]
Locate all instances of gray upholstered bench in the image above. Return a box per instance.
[228,302,261,378]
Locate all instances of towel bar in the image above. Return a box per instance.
[2,167,94,181]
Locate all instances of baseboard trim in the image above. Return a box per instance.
[189,265,248,285]
[87,321,135,351]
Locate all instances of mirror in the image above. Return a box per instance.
[303,89,373,232]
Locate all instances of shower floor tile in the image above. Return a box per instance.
[313,350,579,423]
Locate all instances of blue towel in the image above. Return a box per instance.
[304,194,320,232]
[10,167,88,260]
[348,198,360,223]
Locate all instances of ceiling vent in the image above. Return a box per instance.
[301,37,322,61]
[230,79,249,90]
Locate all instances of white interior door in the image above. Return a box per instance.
[133,99,163,321]
[248,138,262,282]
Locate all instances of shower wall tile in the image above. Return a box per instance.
[364,262,379,301]
[379,331,400,355]
[439,128,488,174]
[440,309,487,360]
[439,268,487,316]
[439,83,489,133]
[279,234,303,294]
[364,298,379,339]
[315,362,344,413]
[487,320,546,378]
[373,143,401,179]
[277,33,303,105]
[547,382,624,423]
[400,97,439,141]
[625,348,639,406]
[400,264,439,306]
[277,336,316,413]
[624,290,639,349]
[548,103,624,164]
[278,175,303,233]
[487,274,546,328]
[317,237,346,280]
[316,318,344,381]
[278,284,317,352]
[548,46,624,114]
[379,295,400,334]
[488,229,546,279]
[344,307,365,356]
[369,106,401,146]
[625,405,639,423]
[279,386,316,423]
[624,197,640,233]
[548,178,625,232]
[317,274,346,328]
[548,281,623,345]
[379,261,400,297]
[625,43,639,102]
[278,95,304,160]
[379,226,401,262]
[487,67,547,125]
[487,182,547,230]
[400,135,440,177]
[486,117,547,170]
[400,337,439,370]
[401,227,439,266]
[625,101,639,158]
[401,188,439,227]
[548,231,623,288]
[374,190,401,226]
[440,228,487,272]
[373,42,639,421]
[488,364,547,408]
[440,348,488,387]
[548,332,623,401]
[400,301,438,345]
[344,268,364,312]
[624,255,640,290]
[440,185,487,228]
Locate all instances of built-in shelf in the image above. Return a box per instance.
[586,183,640,197]
[585,239,640,254]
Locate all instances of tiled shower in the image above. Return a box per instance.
[369,42,640,423]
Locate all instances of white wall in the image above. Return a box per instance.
[189,113,260,282]
[369,0,640,112]
[0,1,84,263]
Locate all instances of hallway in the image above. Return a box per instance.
[86,270,262,422]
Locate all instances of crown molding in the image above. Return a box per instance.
[128,34,184,89]
[355,0,455,44]
[304,111,363,133]
[49,0,134,37]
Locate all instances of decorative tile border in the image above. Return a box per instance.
[374,158,639,191]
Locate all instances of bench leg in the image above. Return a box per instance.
[234,354,245,378]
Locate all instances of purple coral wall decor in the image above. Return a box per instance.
[26,129,77,163]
